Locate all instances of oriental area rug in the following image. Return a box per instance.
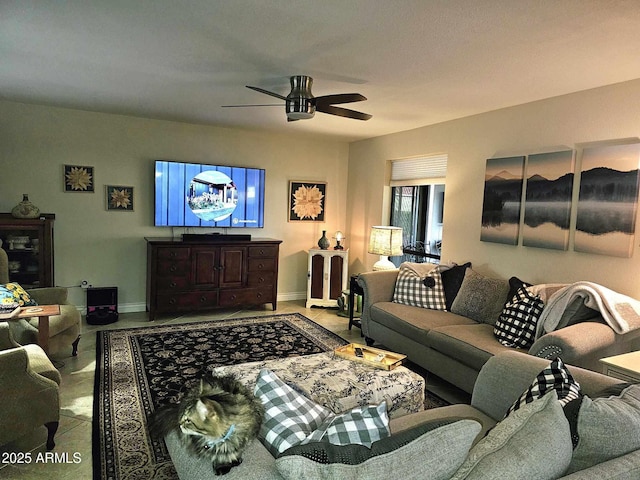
[92,313,348,480]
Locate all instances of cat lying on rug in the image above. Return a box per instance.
[150,373,264,476]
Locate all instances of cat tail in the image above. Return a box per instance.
[148,404,181,439]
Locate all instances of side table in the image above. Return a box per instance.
[599,351,640,383]
[16,304,60,355]
[348,274,363,331]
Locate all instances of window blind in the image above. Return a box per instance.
[390,154,447,186]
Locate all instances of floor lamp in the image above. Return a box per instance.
[368,226,403,271]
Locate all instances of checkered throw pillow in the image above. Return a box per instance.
[494,286,544,348]
[393,264,447,310]
[505,357,581,418]
[302,403,390,448]
[254,370,391,457]
[255,369,332,456]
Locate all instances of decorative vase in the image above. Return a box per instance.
[318,230,330,250]
[11,194,40,219]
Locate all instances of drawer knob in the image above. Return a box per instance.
[169,281,176,288]
[256,292,263,299]
[200,296,207,303]
[170,265,177,272]
[169,298,176,305]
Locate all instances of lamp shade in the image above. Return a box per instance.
[368,226,403,256]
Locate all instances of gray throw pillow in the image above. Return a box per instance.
[450,269,510,325]
[276,419,481,480]
[451,391,573,480]
[565,384,640,474]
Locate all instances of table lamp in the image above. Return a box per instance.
[368,226,403,271]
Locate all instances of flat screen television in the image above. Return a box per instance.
[154,160,265,228]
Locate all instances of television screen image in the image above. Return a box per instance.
[155,160,265,228]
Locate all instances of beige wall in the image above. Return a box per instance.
[347,79,640,298]
[0,101,350,310]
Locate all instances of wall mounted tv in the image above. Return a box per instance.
[154,160,265,228]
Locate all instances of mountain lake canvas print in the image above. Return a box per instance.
[522,150,575,250]
[575,143,640,257]
[481,156,525,245]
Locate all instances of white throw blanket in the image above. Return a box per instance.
[535,281,640,339]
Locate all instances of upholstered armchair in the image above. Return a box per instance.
[0,248,81,357]
[0,322,61,450]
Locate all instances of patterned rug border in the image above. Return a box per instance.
[92,313,347,480]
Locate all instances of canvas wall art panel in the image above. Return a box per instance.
[574,143,640,257]
[480,156,525,245]
[522,150,575,250]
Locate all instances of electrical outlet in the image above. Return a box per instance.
[81,280,90,289]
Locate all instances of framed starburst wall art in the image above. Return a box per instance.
[289,181,326,222]
[106,185,134,211]
[64,164,94,192]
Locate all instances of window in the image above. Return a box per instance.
[389,155,447,265]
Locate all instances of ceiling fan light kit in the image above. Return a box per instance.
[229,75,372,122]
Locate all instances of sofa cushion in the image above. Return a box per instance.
[451,391,573,480]
[440,262,471,310]
[505,357,581,418]
[277,419,481,480]
[370,302,476,344]
[493,286,544,349]
[393,263,447,310]
[450,269,510,325]
[566,384,640,474]
[426,323,521,371]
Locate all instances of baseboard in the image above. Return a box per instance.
[80,293,307,315]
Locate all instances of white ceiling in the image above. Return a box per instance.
[3,0,640,142]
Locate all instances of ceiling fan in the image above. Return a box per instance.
[223,75,372,122]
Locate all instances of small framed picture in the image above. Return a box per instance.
[106,185,134,211]
[289,181,326,222]
[64,164,94,192]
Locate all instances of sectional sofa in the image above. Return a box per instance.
[166,351,640,479]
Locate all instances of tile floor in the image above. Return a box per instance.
[0,301,366,479]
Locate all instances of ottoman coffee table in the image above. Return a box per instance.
[211,351,425,418]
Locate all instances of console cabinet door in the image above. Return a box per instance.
[219,246,246,288]
[192,247,219,287]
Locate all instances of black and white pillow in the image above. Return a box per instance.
[505,357,581,418]
[494,286,544,349]
[393,264,447,310]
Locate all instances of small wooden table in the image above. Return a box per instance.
[600,350,640,383]
[16,305,60,355]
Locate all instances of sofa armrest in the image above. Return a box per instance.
[471,351,621,421]
[27,287,69,305]
[357,270,399,337]
[0,322,21,350]
[528,321,640,373]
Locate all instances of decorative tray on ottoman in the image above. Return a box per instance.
[334,343,406,370]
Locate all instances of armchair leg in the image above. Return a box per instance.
[71,335,81,356]
[45,421,59,450]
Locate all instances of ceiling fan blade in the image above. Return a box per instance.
[316,104,372,121]
[221,104,284,107]
[246,85,287,101]
[314,93,367,107]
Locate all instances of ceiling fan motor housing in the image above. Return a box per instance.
[286,75,315,120]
